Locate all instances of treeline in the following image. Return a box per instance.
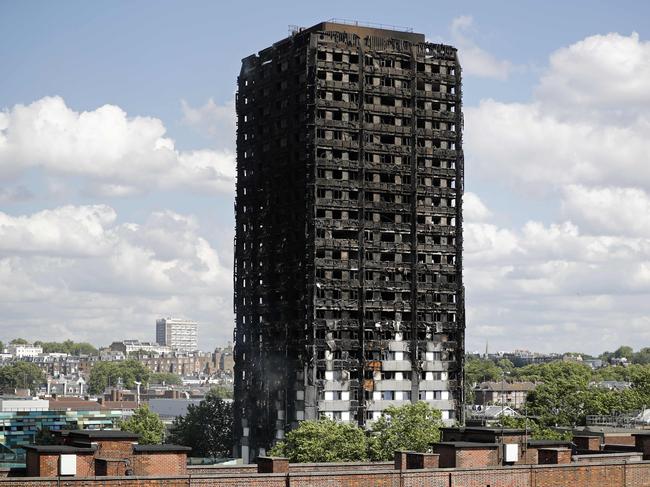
[119,390,235,457]
[35,340,98,356]
[514,361,650,427]
[601,345,650,365]
[467,345,650,390]
[3,338,98,356]
[87,360,150,394]
[467,356,650,429]
[0,362,44,392]
[270,402,444,462]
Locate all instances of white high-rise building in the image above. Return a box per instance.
[156,318,199,352]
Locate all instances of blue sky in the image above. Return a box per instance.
[1,1,649,353]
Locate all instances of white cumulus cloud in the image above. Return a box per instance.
[462,31,650,351]
[561,185,650,237]
[0,96,235,195]
[0,205,233,348]
[537,32,650,120]
[465,32,650,194]
[463,192,492,222]
[450,16,515,80]
[181,98,236,150]
[465,213,650,353]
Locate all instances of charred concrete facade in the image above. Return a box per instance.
[234,21,465,461]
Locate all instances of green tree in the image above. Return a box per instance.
[368,402,443,461]
[37,340,98,356]
[0,361,45,392]
[208,384,234,399]
[593,364,633,382]
[465,356,504,403]
[629,365,650,391]
[613,346,634,359]
[518,362,592,427]
[71,342,99,356]
[88,360,150,394]
[465,356,502,384]
[270,418,368,463]
[632,348,650,365]
[119,404,165,444]
[496,358,515,374]
[512,361,650,427]
[167,392,233,458]
[9,338,29,345]
[149,372,183,386]
[512,360,592,384]
[497,416,571,441]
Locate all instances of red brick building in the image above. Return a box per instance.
[22,430,190,478]
[6,429,650,486]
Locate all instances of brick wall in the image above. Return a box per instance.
[38,455,58,478]
[33,453,94,478]
[402,471,449,487]
[288,471,401,487]
[574,435,601,451]
[257,457,289,473]
[627,463,650,486]
[449,468,531,487]
[191,473,287,487]
[188,464,258,474]
[537,448,571,465]
[187,462,394,475]
[574,452,643,464]
[93,440,134,459]
[406,453,439,469]
[76,454,95,477]
[456,448,499,468]
[133,452,187,476]
[556,450,572,465]
[501,434,527,445]
[25,442,188,479]
[289,462,394,472]
[519,446,538,465]
[535,463,626,487]
[5,459,650,487]
[605,434,636,446]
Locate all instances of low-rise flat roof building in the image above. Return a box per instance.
[6,344,42,358]
[109,340,171,355]
[0,398,49,412]
[474,381,537,409]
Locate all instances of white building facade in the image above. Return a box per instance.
[109,340,171,355]
[156,318,199,352]
[6,344,43,358]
